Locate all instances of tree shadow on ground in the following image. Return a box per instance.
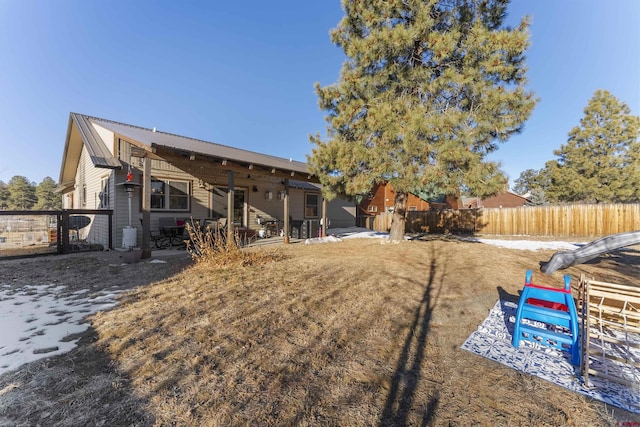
[580,246,640,279]
[0,326,154,427]
[379,246,445,427]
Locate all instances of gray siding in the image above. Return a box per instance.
[326,199,357,228]
[68,147,113,248]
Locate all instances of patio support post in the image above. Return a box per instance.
[321,197,327,238]
[283,179,290,244]
[227,170,234,243]
[141,156,151,259]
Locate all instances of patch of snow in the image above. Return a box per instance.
[305,227,391,244]
[322,226,581,251]
[304,236,343,245]
[0,284,122,375]
[340,231,390,239]
[463,238,580,251]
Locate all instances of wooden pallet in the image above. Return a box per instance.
[578,274,640,388]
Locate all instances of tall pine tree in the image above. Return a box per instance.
[513,168,548,205]
[543,90,640,203]
[34,177,62,210]
[7,176,37,210]
[0,181,8,210]
[513,168,540,195]
[309,0,536,240]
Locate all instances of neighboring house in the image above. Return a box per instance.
[462,190,529,209]
[357,182,459,226]
[58,113,355,249]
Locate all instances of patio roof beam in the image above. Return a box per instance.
[153,146,321,183]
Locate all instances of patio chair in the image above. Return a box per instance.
[158,217,186,248]
[199,218,226,234]
[140,219,170,249]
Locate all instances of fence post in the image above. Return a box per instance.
[61,210,70,254]
[56,211,62,254]
[108,210,113,250]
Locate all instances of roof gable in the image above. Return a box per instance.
[58,113,122,187]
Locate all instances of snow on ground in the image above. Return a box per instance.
[0,284,122,376]
[1,230,582,376]
[304,227,390,244]
[462,238,580,251]
[310,227,582,251]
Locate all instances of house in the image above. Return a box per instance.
[462,190,529,209]
[356,182,459,227]
[57,113,355,253]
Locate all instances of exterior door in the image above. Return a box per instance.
[210,186,247,227]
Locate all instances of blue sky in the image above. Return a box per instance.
[0,0,638,190]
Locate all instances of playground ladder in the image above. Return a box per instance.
[512,270,580,366]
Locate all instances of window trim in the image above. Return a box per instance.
[304,192,319,219]
[98,176,110,209]
[149,178,191,212]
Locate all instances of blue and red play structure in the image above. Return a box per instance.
[512,270,580,366]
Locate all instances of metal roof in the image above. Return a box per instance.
[58,113,123,190]
[71,113,122,169]
[84,114,312,175]
[289,180,321,190]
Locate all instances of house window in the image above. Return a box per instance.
[367,205,378,213]
[151,178,190,211]
[408,206,417,211]
[305,193,319,218]
[81,184,87,206]
[99,176,110,209]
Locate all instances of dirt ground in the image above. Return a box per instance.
[0,249,192,426]
[0,237,638,426]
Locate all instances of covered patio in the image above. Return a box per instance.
[58,114,341,258]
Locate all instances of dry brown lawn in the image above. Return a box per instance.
[1,236,639,426]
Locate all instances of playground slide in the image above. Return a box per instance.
[540,230,640,274]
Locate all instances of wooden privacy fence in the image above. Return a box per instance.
[375,203,640,237]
